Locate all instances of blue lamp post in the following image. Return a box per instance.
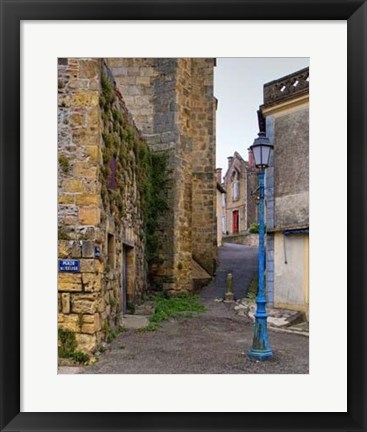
[248,132,273,361]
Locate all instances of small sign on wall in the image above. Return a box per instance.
[58,259,80,273]
[94,246,101,258]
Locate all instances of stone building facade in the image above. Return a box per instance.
[57,58,217,354]
[261,67,309,316]
[58,58,152,353]
[106,58,217,293]
[222,152,257,235]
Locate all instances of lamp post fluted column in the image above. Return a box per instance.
[248,132,273,361]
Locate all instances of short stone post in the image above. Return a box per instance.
[224,272,234,302]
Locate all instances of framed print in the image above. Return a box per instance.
[0,0,366,431]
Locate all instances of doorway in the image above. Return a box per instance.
[232,210,239,234]
[122,244,134,314]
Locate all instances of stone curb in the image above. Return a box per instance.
[230,298,309,337]
[268,326,309,337]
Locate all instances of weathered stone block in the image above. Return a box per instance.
[68,79,90,90]
[58,240,82,259]
[79,207,100,225]
[97,297,106,313]
[95,260,104,274]
[136,76,150,86]
[86,146,100,162]
[81,240,94,257]
[58,95,71,108]
[72,130,100,146]
[75,226,96,240]
[58,240,71,259]
[63,179,84,193]
[74,161,98,179]
[71,294,98,314]
[61,293,70,313]
[58,313,80,332]
[81,313,101,333]
[71,242,82,258]
[68,113,84,128]
[58,274,82,292]
[76,193,99,206]
[75,333,97,353]
[71,90,99,107]
[85,107,100,126]
[58,194,75,205]
[82,273,102,292]
[79,60,99,79]
[80,259,96,273]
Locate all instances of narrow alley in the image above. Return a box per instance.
[202,243,258,300]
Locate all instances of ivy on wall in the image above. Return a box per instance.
[99,67,169,270]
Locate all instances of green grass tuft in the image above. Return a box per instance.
[146,294,205,331]
[58,329,90,364]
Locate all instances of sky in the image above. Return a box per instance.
[214,58,310,178]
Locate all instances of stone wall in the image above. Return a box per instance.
[222,233,259,247]
[190,59,217,275]
[274,107,309,228]
[58,58,149,353]
[106,58,217,293]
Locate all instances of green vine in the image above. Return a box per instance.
[99,68,169,276]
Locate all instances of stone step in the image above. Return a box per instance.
[120,314,150,330]
[233,298,307,330]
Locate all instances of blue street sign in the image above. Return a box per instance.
[58,259,80,273]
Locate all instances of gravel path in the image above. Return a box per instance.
[80,299,308,374]
[61,244,308,374]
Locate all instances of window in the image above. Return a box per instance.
[232,181,240,201]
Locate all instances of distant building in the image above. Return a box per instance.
[215,168,226,246]
[260,67,309,317]
[223,152,257,235]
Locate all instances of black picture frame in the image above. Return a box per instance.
[0,1,366,431]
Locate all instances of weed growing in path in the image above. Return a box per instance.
[146,294,205,331]
[247,275,258,302]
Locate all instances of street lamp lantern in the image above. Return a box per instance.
[251,132,273,169]
[248,131,273,361]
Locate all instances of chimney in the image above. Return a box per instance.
[248,148,255,168]
[215,168,222,184]
[227,156,234,169]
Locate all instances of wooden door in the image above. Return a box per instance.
[233,210,239,233]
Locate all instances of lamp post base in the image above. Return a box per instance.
[247,317,273,361]
[247,347,273,361]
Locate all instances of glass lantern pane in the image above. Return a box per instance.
[252,145,262,166]
[262,145,271,166]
